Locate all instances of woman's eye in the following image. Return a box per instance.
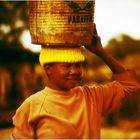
[75,63,82,68]
[65,65,71,68]
[75,64,80,68]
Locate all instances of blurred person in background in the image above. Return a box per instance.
[11,25,139,139]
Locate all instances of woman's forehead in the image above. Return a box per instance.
[56,62,83,65]
[44,62,84,68]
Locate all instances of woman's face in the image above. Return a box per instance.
[44,62,83,91]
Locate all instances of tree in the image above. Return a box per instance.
[0,1,28,49]
[106,34,140,59]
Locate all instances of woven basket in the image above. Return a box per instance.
[29,0,95,46]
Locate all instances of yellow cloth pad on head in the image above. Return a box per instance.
[39,46,85,66]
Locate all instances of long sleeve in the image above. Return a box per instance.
[85,70,140,116]
[113,70,140,95]
[11,97,35,139]
[103,70,139,115]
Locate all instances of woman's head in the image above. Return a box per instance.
[39,46,85,91]
[44,62,83,91]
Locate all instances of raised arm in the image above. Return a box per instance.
[84,24,139,115]
[85,24,140,91]
[85,24,126,74]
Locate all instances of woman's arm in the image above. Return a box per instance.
[85,24,126,74]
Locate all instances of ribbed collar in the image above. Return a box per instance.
[44,86,74,97]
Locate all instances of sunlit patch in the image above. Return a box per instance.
[15,20,24,29]
[0,24,11,34]
[20,30,41,53]
[115,35,124,42]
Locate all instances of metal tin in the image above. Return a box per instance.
[29,0,95,46]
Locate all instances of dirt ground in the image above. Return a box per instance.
[0,120,140,139]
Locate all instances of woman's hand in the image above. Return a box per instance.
[85,24,127,73]
[85,24,103,55]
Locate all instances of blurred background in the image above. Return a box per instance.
[0,0,140,139]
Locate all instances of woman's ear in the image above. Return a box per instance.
[44,63,53,76]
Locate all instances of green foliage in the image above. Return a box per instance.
[0,1,38,64]
[0,1,28,49]
[105,34,140,59]
[0,1,28,24]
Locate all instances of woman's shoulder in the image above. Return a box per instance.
[29,88,47,103]
[18,88,47,109]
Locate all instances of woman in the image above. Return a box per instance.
[11,25,139,139]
